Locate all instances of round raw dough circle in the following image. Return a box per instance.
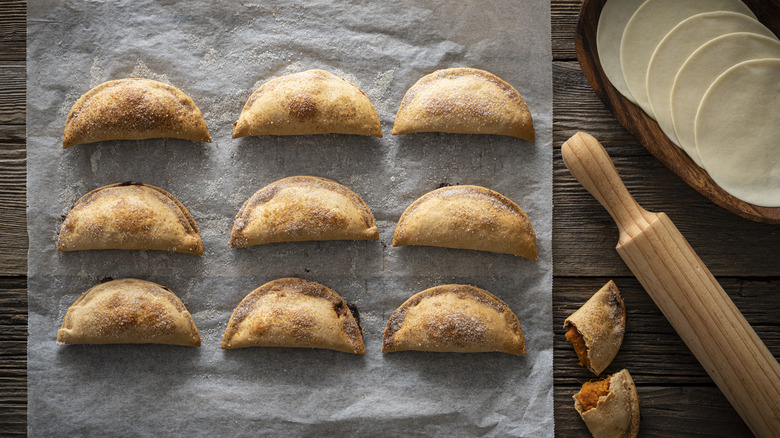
[695,58,780,207]
[672,33,780,166]
[597,0,647,104]
[646,11,775,146]
[620,0,755,117]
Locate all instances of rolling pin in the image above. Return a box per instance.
[561,132,780,437]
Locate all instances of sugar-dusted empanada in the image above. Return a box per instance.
[222,277,365,354]
[392,67,534,141]
[382,284,525,355]
[230,176,379,248]
[392,185,537,260]
[565,280,626,376]
[574,369,640,438]
[63,78,211,148]
[57,182,203,254]
[57,278,201,346]
[233,69,382,138]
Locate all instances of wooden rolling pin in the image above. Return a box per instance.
[561,132,780,437]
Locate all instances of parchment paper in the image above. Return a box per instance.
[27,1,553,435]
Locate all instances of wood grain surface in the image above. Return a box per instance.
[576,0,780,224]
[2,1,778,437]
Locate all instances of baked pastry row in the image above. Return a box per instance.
[57,178,538,260]
[62,68,535,148]
[58,277,525,357]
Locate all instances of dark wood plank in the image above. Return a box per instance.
[0,0,27,415]
[0,0,27,278]
[0,278,27,437]
[575,0,780,224]
[552,0,580,60]
[0,141,26,277]
[0,67,25,125]
[553,60,780,277]
[0,1,25,65]
[555,385,755,437]
[553,277,780,386]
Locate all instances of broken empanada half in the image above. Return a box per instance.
[63,78,211,148]
[392,185,537,260]
[565,280,626,376]
[230,176,379,248]
[233,69,382,138]
[57,278,201,347]
[392,67,534,141]
[222,277,365,354]
[574,369,640,438]
[382,284,525,356]
[57,182,203,254]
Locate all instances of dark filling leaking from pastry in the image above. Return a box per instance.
[347,303,362,335]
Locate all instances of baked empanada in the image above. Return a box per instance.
[222,277,365,354]
[392,67,534,141]
[63,78,211,148]
[565,280,626,376]
[230,176,379,248]
[57,182,203,254]
[382,284,525,355]
[57,278,201,346]
[392,185,537,260]
[574,369,640,438]
[233,69,382,138]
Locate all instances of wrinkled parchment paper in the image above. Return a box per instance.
[27,1,553,435]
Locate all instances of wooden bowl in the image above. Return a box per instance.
[575,0,780,224]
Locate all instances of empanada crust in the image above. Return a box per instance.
[392,67,534,141]
[231,176,379,248]
[382,284,525,355]
[57,278,201,347]
[63,78,211,148]
[57,182,203,254]
[574,369,640,438]
[392,185,537,260]
[233,69,382,138]
[222,278,365,354]
[565,280,626,375]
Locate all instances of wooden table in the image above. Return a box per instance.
[1,1,778,436]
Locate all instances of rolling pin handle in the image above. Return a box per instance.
[561,132,655,241]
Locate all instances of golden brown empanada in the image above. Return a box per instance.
[230,176,379,248]
[392,185,537,260]
[382,284,525,355]
[222,277,365,354]
[57,182,203,254]
[57,278,201,346]
[574,369,640,438]
[565,280,626,376]
[392,67,534,141]
[233,69,382,138]
[63,78,211,148]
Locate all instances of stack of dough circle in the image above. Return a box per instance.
[671,33,780,165]
[597,0,780,206]
[694,59,780,207]
[619,0,755,116]
[645,11,775,145]
[596,0,647,104]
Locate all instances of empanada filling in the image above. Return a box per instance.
[576,379,610,412]
[565,324,590,369]
[346,303,363,335]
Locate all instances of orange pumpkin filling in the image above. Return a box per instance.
[575,378,610,412]
[565,324,590,369]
